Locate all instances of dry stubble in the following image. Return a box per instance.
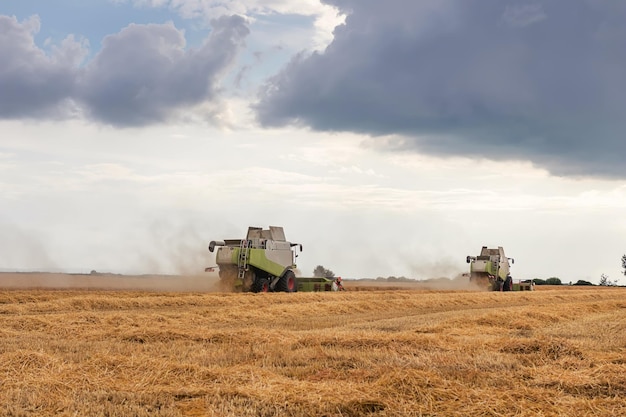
[0,283,625,416]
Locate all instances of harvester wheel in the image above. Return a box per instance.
[503,275,512,292]
[276,270,297,293]
[251,277,270,293]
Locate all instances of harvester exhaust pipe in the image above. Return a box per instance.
[209,240,225,253]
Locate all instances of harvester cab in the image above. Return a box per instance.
[208,226,302,293]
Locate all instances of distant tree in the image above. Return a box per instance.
[533,278,546,285]
[573,280,594,286]
[599,273,619,287]
[599,273,609,286]
[372,275,415,282]
[313,265,335,278]
[622,254,626,276]
[545,277,562,285]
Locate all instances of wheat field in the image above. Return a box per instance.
[0,276,625,416]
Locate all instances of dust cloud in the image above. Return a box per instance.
[0,223,58,271]
[399,258,489,291]
[406,258,463,280]
[0,220,223,292]
[104,219,223,292]
[0,271,221,292]
[129,219,212,275]
[416,274,487,291]
[0,220,486,292]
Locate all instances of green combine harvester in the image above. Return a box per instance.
[207,226,338,292]
[466,246,533,291]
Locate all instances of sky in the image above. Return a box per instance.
[1,0,626,284]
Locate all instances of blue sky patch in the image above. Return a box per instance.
[1,0,209,51]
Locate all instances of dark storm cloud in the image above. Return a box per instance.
[256,0,626,178]
[0,14,249,127]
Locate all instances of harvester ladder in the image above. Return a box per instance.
[237,239,249,280]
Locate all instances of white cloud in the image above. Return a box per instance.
[2,117,626,281]
[117,0,343,50]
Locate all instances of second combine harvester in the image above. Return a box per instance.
[466,246,513,291]
[466,246,532,291]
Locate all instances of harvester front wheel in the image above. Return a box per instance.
[276,270,297,293]
[503,275,512,292]
[252,277,270,293]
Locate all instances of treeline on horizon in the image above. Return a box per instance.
[366,275,622,287]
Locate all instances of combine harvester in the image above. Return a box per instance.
[207,226,339,292]
[466,246,533,291]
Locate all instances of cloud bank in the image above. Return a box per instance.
[0,14,249,127]
[256,0,626,178]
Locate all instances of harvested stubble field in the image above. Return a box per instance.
[0,276,625,416]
